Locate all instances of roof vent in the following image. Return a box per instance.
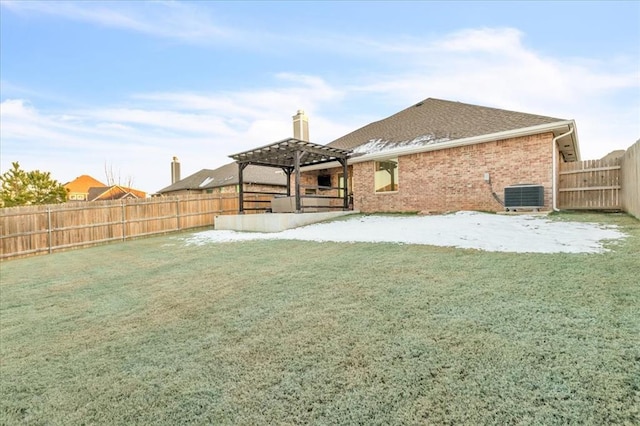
[415,102,424,107]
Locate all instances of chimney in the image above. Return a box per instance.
[171,156,181,184]
[292,109,309,141]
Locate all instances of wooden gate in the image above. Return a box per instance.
[558,158,621,210]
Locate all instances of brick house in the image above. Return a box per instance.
[300,98,580,213]
[64,175,107,201]
[155,161,287,196]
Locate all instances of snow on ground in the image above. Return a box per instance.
[184,211,627,254]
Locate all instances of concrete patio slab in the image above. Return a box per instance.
[214,211,360,233]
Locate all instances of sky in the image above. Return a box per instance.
[1,1,639,195]
[185,211,627,254]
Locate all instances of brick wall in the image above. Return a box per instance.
[292,166,353,208]
[160,134,559,212]
[349,133,555,213]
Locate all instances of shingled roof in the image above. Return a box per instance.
[328,98,574,157]
[156,162,286,194]
[88,185,146,201]
[64,175,107,193]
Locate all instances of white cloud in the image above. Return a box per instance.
[1,0,234,43]
[438,28,525,55]
[350,28,638,102]
[0,73,353,193]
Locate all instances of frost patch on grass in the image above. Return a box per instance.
[184,211,627,253]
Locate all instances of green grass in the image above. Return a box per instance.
[1,212,639,425]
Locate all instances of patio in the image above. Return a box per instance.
[219,138,356,232]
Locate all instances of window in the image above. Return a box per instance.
[317,174,331,188]
[338,173,352,198]
[374,158,398,193]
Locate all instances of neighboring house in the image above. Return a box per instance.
[155,162,287,196]
[64,175,146,201]
[299,97,580,213]
[88,185,146,201]
[600,150,625,162]
[64,175,107,201]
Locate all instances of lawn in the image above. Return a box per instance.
[1,212,638,425]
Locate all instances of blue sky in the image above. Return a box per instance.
[1,1,639,194]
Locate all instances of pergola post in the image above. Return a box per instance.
[238,162,248,214]
[282,167,293,196]
[340,158,349,210]
[294,151,302,213]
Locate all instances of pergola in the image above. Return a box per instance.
[229,138,352,213]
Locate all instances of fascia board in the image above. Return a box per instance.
[568,120,581,160]
[300,161,342,172]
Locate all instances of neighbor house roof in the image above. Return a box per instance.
[600,150,625,161]
[64,175,107,193]
[88,185,146,201]
[156,162,287,194]
[326,98,579,163]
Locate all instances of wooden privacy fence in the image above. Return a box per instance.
[558,157,622,210]
[621,140,640,219]
[0,193,269,260]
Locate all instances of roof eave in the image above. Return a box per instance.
[348,120,579,164]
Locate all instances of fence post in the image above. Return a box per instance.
[121,201,126,241]
[176,199,181,231]
[47,207,52,254]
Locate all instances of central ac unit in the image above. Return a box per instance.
[504,184,544,211]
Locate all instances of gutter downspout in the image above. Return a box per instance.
[552,126,574,212]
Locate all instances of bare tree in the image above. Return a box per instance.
[104,162,134,188]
